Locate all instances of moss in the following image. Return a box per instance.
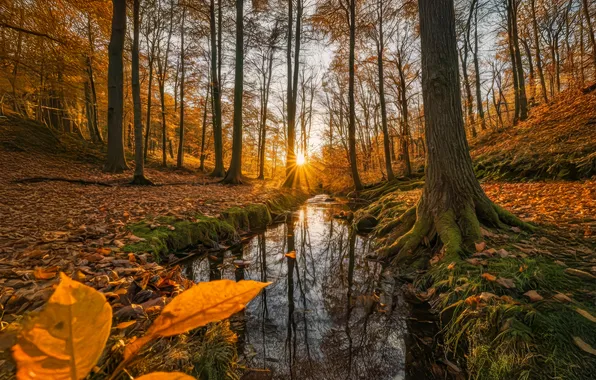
[123,216,238,260]
[123,191,307,259]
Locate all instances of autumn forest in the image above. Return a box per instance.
[0,0,595,379]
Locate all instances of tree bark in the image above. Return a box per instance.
[531,0,548,103]
[104,0,128,173]
[376,0,394,181]
[382,0,532,265]
[348,0,363,191]
[177,8,186,169]
[582,0,596,73]
[222,0,244,184]
[131,0,151,184]
[396,49,412,177]
[210,0,225,177]
[199,76,210,172]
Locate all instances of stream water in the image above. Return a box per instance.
[185,195,406,380]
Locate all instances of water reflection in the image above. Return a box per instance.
[186,196,406,380]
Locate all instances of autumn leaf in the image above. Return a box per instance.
[573,337,596,356]
[33,266,59,280]
[117,321,137,329]
[285,251,296,259]
[136,372,195,380]
[481,273,497,282]
[575,308,596,323]
[12,273,112,380]
[124,280,269,360]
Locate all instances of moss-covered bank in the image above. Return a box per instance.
[354,185,596,379]
[123,191,308,259]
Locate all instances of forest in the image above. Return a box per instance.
[0,0,595,379]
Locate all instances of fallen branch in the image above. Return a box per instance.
[15,177,114,187]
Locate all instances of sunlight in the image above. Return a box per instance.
[296,152,306,166]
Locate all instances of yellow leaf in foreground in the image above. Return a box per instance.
[12,273,112,380]
[124,280,270,360]
[573,337,596,356]
[481,273,497,282]
[136,372,195,380]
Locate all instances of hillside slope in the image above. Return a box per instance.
[471,88,596,180]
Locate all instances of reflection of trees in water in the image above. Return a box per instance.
[189,204,405,379]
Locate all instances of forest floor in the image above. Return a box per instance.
[1,111,595,378]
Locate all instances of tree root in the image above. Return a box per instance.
[378,194,536,266]
[15,177,114,187]
[130,175,155,186]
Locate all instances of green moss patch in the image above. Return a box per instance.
[123,191,308,259]
[123,216,237,258]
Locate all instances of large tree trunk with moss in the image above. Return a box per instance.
[222,0,244,185]
[104,0,128,173]
[131,0,152,185]
[383,0,532,265]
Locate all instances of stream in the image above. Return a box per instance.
[184,195,406,380]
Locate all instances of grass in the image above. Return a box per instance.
[419,254,596,379]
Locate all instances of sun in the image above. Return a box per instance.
[296,152,306,166]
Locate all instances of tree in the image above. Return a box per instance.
[222,0,245,184]
[131,0,152,185]
[209,0,225,177]
[176,7,186,169]
[104,0,128,173]
[507,0,528,124]
[374,0,395,181]
[381,0,531,264]
[348,0,363,191]
[282,0,304,188]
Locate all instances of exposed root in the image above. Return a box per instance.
[378,193,536,267]
[15,176,114,187]
[130,175,155,186]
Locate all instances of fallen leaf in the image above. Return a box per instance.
[564,268,596,280]
[496,277,516,289]
[466,258,487,266]
[116,321,137,329]
[475,241,486,252]
[575,308,596,323]
[479,292,497,302]
[552,293,572,303]
[573,336,596,356]
[523,290,543,302]
[12,273,112,379]
[96,247,111,255]
[135,372,195,380]
[285,251,296,259]
[128,253,136,263]
[496,249,510,258]
[33,266,58,280]
[124,280,269,360]
[481,273,497,282]
[447,262,456,270]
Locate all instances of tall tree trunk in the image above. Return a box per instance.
[531,0,548,103]
[396,51,412,177]
[158,0,175,168]
[177,8,186,169]
[104,0,128,173]
[131,0,151,184]
[210,0,225,177]
[144,36,156,161]
[509,0,528,122]
[199,76,210,172]
[463,0,477,136]
[348,0,363,191]
[222,0,244,184]
[259,39,275,180]
[582,0,596,73]
[382,0,531,265]
[472,1,486,130]
[283,0,303,187]
[376,0,394,181]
